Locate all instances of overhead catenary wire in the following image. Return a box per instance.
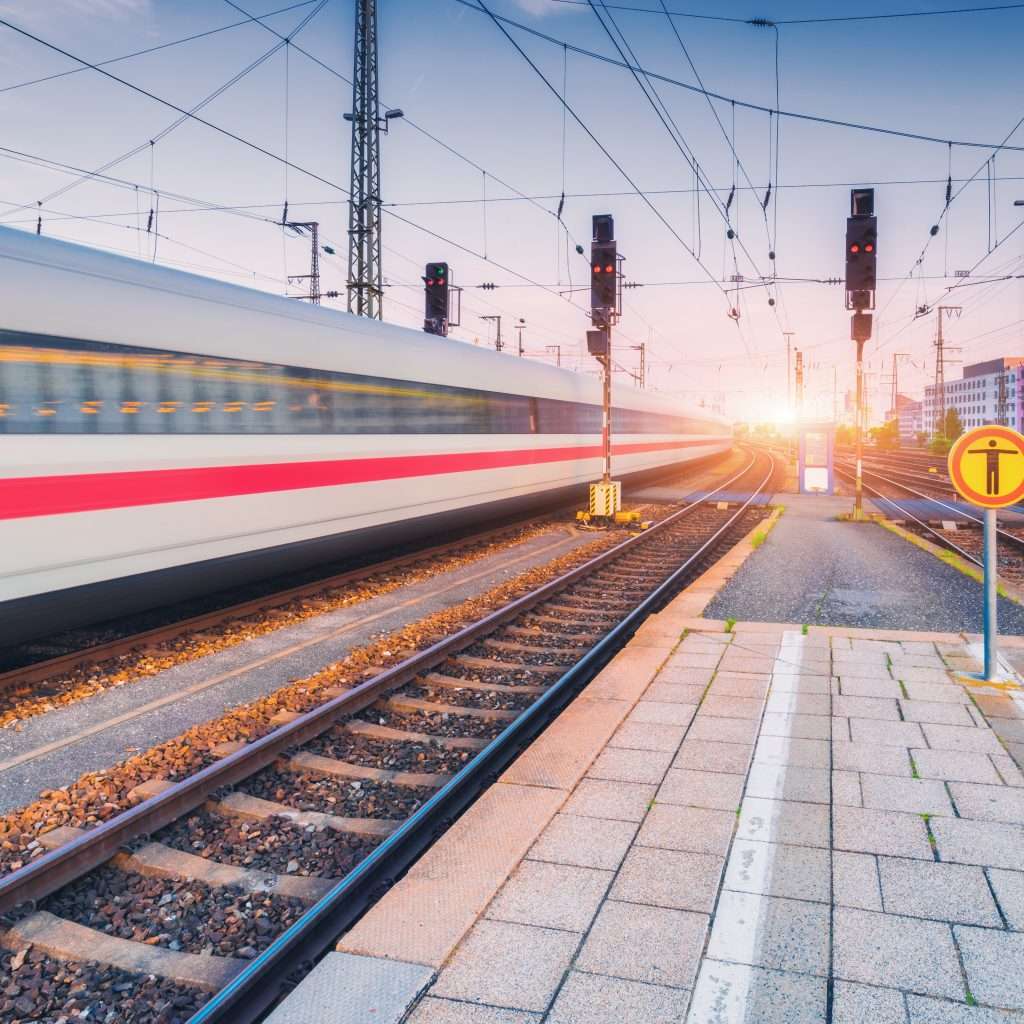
[878,115,1024,331]
[451,0,1024,153]
[0,3,330,222]
[7,171,1024,223]
[0,0,319,95]
[222,0,589,253]
[472,0,736,318]
[591,0,779,336]
[0,14,609,329]
[550,0,1024,25]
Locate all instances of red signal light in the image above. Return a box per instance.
[850,243,860,254]
[604,264,614,273]
[865,243,874,253]
[593,264,602,273]
[426,278,434,286]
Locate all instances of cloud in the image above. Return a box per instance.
[0,0,151,23]
[511,0,577,15]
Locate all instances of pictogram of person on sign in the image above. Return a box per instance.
[967,438,1020,495]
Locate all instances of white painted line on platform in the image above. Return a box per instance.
[687,630,829,1023]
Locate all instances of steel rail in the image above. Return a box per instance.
[0,450,764,917]
[834,459,1024,553]
[832,463,982,565]
[186,449,777,1024]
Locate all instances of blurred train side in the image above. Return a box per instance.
[0,229,731,646]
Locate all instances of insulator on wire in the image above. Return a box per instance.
[762,184,772,210]
[727,228,735,240]
[945,175,952,206]
[36,216,41,235]
[769,250,776,261]
[281,201,289,226]
[930,224,939,236]
[146,209,154,233]
[725,186,735,212]
[556,192,565,220]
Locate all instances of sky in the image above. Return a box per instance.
[0,0,1022,424]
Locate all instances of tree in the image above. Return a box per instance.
[943,407,964,441]
[835,424,855,446]
[870,418,901,451]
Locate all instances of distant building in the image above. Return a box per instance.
[922,357,1024,435]
[885,393,922,444]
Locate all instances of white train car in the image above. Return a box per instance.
[0,228,731,645]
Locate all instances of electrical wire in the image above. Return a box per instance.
[451,0,1024,153]
[10,174,1024,225]
[0,4,329,221]
[550,0,1024,26]
[473,0,735,316]
[0,0,318,95]
[222,0,589,252]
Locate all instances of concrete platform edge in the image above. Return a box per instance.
[880,516,1024,607]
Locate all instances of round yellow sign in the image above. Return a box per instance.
[948,425,1024,509]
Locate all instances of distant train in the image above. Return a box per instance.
[0,228,731,646]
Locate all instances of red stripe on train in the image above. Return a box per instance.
[0,439,726,521]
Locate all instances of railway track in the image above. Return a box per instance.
[0,516,577,691]
[833,460,1024,583]
[0,449,778,1024]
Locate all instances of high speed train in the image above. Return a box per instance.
[0,227,731,646]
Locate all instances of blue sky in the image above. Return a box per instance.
[0,0,1021,422]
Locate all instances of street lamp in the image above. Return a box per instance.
[343,107,404,133]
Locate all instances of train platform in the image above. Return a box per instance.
[264,513,1024,1024]
[706,492,1024,634]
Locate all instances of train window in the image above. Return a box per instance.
[0,331,728,439]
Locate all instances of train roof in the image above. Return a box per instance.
[0,226,727,425]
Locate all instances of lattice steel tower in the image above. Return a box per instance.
[346,0,383,319]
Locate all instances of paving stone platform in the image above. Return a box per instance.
[269,619,1024,1022]
[390,623,1024,1024]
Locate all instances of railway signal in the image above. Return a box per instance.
[423,262,450,336]
[583,214,623,522]
[845,188,878,521]
[590,214,618,327]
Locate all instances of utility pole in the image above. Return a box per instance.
[546,344,562,367]
[934,305,962,435]
[630,343,646,388]
[784,332,795,410]
[480,315,503,352]
[344,0,403,319]
[285,221,321,304]
[795,350,804,416]
[845,187,878,520]
[515,319,526,357]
